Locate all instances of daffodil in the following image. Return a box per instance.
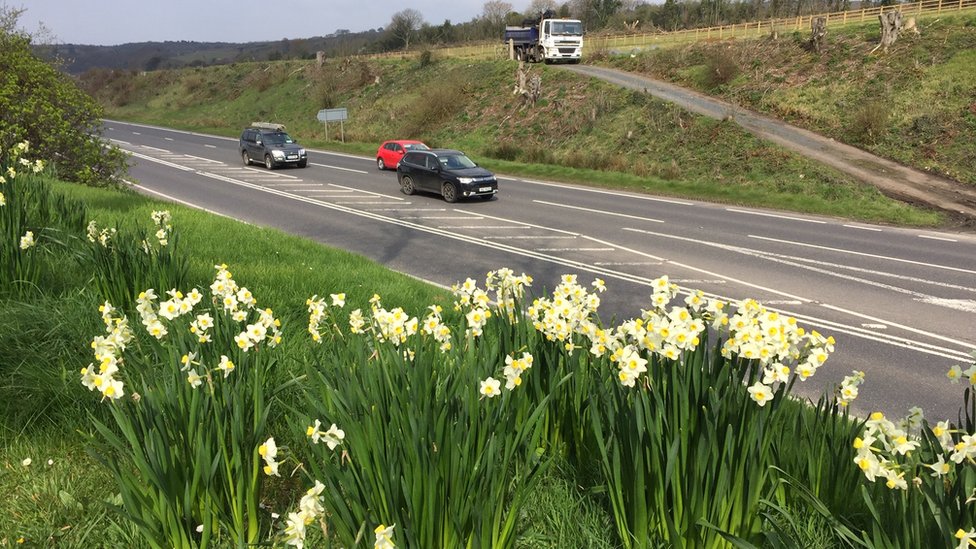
[374,524,396,549]
[19,231,35,250]
[747,382,774,407]
[480,377,501,398]
[258,437,280,477]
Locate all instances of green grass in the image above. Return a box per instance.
[603,13,976,188]
[83,54,945,227]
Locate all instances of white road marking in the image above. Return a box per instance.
[311,162,368,174]
[595,261,663,266]
[919,234,958,242]
[127,151,195,171]
[762,300,803,305]
[407,216,483,220]
[844,224,884,232]
[336,201,403,205]
[164,137,174,141]
[748,234,976,274]
[245,167,300,178]
[329,183,404,200]
[538,248,616,252]
[485,235,578,240]
[519,179,694,205]
[183,154,222,163]
[455,208,578,236]
[862,323,888,329]
[440,225,528,229]
[533,200,664,223]
[727,208,827,224]
[204,144,216,148]
[109,139,131,145]
[918,298,976,313]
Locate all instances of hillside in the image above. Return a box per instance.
[81,25,976,226]
[601,13,976,188]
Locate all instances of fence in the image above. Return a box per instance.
[358,0,976,62]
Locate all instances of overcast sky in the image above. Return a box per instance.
[16,0,534,45]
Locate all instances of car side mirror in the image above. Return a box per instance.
[293,140,299,144]
[256,139,262,145]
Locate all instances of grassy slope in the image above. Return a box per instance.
[602,13,976,186]
[86,53,941,226]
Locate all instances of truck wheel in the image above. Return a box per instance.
[442,182,458,203]
[242,151,251,165]
[515,47,523,61]
[264,155,275,170]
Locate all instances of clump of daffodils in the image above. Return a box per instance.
[306,419,345,450]
[83,264,282,399]
[150,210,171,246]
[485,267,532,321]
[282,480,326,548]
[306,293,345,343]
[527,274,605,346]
[421,305,453,352]
[368,294,418,347]
[86,220,117,248]
[452,278,493,338]
[258,437,280,477]
[853,412,921,490]
[836,370,866,408]
[80,301,134,401]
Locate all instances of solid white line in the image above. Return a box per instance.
[311,162,369,174]
[336,201,403,205]
[844,224,884,232]
[748,234,976,274]
[819,302,976,354]
[407,216,483,220]
[139,145,170,153]
[919,234,958,242]
[727,208,827,224]
[533,199,664,223]
[125,181,242,222]
[109,139,131,145]
[366,208,445,212]
[595,261,662,266]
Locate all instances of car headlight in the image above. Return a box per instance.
[458,177,474,184]
[299,149,306,156]
[272,150,285,159]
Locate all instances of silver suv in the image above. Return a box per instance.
[240,123,307,169]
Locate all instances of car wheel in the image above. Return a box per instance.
[400,175,415,195]
[264,155,275,170]
[242,151,251,165]
[298,159,307,168]
[442,182,458,203]
[377,157,386,170]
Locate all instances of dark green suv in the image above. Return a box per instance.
[240,123,307,169]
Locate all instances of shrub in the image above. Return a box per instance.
[0,8,128,186]
[702,49,742,90]
[851,101,889,144]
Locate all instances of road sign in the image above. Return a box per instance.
[317,108,348,122]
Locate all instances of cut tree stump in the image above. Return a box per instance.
[872,10,903,54]
[809,16,827,53]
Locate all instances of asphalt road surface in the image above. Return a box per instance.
[106,120,976,421]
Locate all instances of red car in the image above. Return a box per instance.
[376,140,429,170]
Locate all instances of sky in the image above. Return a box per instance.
[15,0,534,46]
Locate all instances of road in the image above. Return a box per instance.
[106,119,976,421]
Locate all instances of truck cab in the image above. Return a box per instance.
[504,14,583,64]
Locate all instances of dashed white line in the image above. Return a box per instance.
[204,144,217,148]
[311,162,368,174]
[485,235,578,240]
[728,208,827,224]
[533,200,664,223]
[919,234,958,243]
[843,224,884,232]
[538,247,616,252]
[438,225,526,229]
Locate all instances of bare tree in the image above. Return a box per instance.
[527,0,558,16]
[387,9,424,50]
[870,10,902,54]
[482,1,513,36]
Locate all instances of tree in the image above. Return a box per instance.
[483,0,513,30]
[0,6,127,186]
[386,9,424,50]
[527,0,558,16]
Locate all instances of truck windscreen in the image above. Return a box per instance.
[552,21,582,35]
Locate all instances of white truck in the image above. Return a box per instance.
[504,10,583,64]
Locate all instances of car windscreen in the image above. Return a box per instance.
[265,133,295,145]
[439,154,477,169]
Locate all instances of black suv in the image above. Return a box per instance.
[396,149,497,203]
[240,123,307,169]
